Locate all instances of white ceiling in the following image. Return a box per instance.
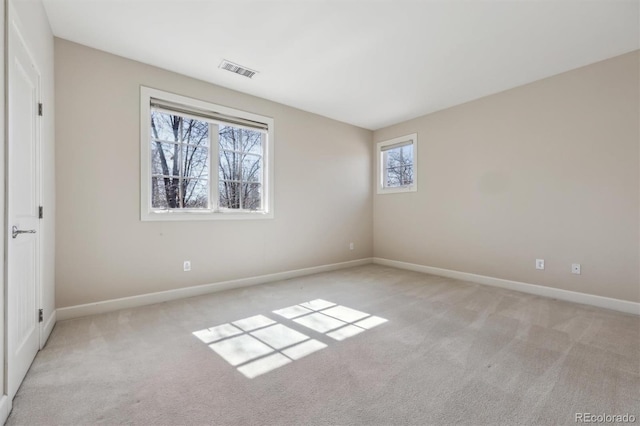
[42,0,639,130]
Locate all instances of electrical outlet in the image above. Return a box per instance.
[571,263,581,275]
[535,259,545,270]
[349,242,354,250]
[183,261,191,272]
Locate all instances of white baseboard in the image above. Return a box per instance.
[0,395,10,426]
[373,257,640,315]
[41,310,56,347]
[57,258,373,321]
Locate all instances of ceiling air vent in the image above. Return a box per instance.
[219,60,258,79]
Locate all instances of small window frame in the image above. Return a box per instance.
[140,86,274,221]
[376,133,418,194]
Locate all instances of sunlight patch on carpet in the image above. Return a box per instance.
[278,300,388,341]
[193,300,387,378]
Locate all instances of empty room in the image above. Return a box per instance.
[1,0,639,424]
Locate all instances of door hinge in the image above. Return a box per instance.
[39,206,43,219]
[38,309,43,323]
[38,103,43,116]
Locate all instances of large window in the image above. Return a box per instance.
[141,87,274,220]
[376,133,418,194]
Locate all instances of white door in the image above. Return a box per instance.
[7,22,41,400]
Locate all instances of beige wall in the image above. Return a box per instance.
[55,39,373,308]
[374,51,640,303]
[56,38,638,308]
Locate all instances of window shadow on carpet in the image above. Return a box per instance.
[192,299,387,378]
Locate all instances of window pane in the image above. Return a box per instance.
[219,181,241,209]
[183,179,209,208]
[219,125,262,154]
[242,129,263,154]
[384,168,401,187]
[182,145,209,180]
[385,150,401,169]
[181,117,209,147]
[402,165,414,185]
[219,149,241,181]
[151,110,180,142]
[151,177,168,208]
[152,142,180,176]
[242,154,262,183]
[242,183,262,211]
[218,152,261,182]
[152,177,180,208]
[402,145,413,163]
[219,125,241,151]
[384,144,413,188]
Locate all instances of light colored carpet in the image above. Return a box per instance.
[7,265,640,425]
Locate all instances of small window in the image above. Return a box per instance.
[141,87,274,220]
[376,133,417,194]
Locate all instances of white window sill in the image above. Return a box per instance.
[141,210,274,221]
[377,185,417,195]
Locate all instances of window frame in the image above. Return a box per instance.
[140,86,274,221]
[376,133,418,194]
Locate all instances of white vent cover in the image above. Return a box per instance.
[219,60,258,78]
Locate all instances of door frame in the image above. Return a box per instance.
[0,0,7,421]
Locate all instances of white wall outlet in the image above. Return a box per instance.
[535,259,545,270]
[349,242,354,250]
[571,263,581,274]
[183,261,191,272]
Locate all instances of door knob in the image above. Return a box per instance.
[12,225,36,239]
